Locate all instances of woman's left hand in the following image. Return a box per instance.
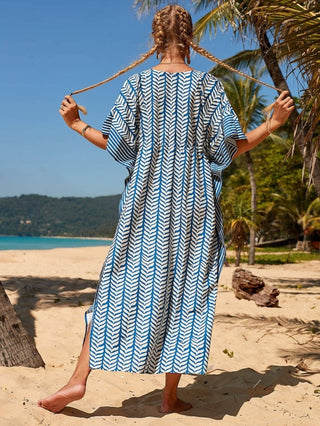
[59,95,81,129]
[270,91,295,130]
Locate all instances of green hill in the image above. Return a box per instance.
[0,194,122,237]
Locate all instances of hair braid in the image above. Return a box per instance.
[189,41,282,93]
[152,6,176,59]
[175,8,193,64]
[71,45,157,95]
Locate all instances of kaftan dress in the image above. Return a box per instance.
[87,68,247,375]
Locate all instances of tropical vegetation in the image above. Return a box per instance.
[214,66,268,264]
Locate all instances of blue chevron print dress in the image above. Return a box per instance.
[87,68,247,375]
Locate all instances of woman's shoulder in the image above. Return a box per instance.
[199,71,224,87]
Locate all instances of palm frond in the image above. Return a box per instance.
[191,0,220,13]
[240,0,320,156]
[306,197,320,215]
[193,2,232,41]
[133,0,167,16]
[209,49,265,78]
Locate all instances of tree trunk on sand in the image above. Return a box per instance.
[0,281,44,367]
[245,151,256,265]
[254,23,320,197]
[232,268,280,307]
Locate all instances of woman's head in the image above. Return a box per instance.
[152,5,193,63]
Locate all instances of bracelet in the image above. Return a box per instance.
[265,119,272,135]
[81,124,91,137]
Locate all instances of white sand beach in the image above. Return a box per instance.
[1,246,320,425]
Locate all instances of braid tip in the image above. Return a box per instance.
[78,104,87,115]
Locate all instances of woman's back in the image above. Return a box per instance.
[89,68,246,375]
[102,68,244,211]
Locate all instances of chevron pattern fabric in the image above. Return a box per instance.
[88,69,247,375]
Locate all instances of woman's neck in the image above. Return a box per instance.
[152,48,193,73]
[161,48,185,64]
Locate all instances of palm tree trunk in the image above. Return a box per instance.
[235,247,241,266]
[0,281,44,367]
[253,22,320,197]
[245,151,256,265]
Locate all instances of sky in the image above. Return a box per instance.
[0,0,300,199]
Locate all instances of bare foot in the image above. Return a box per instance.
[160,390,193,413]
[38,382,86,413]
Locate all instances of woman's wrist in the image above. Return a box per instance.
[265,117,281,135]
[70,119,87,133]
[265,119,272,135]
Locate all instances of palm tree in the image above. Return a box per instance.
[134,0,320,196]
[214,66,267,264]
[231,216,251,266]
[271,194,320,249]
[299,197,320,249]
[222,193,256,266]
[242,1,320,144]
[193,0,320,194]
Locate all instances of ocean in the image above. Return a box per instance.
[0,235,113,251]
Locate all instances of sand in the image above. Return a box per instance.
[1,246,320,425]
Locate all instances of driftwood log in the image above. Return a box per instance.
[0,281,44,367]
[232,268,280,307]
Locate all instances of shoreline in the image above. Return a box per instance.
[0,235,114,252]
[0,234,114,241]
[40,235,114,241]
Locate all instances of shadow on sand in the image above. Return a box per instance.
[3,276,319,419]
[2,276,97,340]
[60,365,312,420]
[267,276,320,292]
[3,275,320,364]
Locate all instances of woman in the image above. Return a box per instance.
[38,4,294,414]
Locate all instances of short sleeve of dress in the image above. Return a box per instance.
[205,81,247,179]
[102,75,140,172]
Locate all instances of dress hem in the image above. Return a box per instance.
[88,363,207,376]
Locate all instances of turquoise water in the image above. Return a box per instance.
[0,235,112,250]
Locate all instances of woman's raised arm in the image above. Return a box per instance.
[59,95,108,150]
[233,91,295,158]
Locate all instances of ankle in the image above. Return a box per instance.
[67,374,88,387]
[162,388,177,400]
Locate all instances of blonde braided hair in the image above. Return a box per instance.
[152,4,193,64]
[72,4,281,104]
[71,45,157,96]
[189,41,281,93]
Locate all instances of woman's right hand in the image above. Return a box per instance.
[270,91,295,130]
[59,95,81,129]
